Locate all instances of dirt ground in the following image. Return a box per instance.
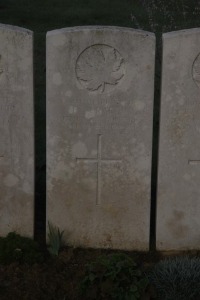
[0,247,162,300]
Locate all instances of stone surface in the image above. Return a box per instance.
[47,26,155,250]
[0,24,34,237]
[157,29,200,250]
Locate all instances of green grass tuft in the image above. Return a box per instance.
[0,232,44,265]
[47,222,64,256]
[149,256,200,300]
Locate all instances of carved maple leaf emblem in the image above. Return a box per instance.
[0,55,3,75]
[76,45,125,93]
[192,53,200,88]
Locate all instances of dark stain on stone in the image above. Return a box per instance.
[167,209,189,239]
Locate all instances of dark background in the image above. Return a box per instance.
[1,0,200,248]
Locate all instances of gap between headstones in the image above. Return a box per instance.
[150,33,162,251]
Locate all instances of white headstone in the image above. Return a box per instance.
[157,29,200,250]
[0,24,34,237]
[47,26,155,250]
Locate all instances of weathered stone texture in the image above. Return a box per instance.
[0,24,34,237]
[157,29,200,250]
[47,26,155,250]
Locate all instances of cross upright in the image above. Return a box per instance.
[76,134,122,205]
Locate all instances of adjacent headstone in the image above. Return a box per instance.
[47,26,155,250]
[157,29,200,250]
[0,24,34,237]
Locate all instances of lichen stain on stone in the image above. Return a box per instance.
[52,34,66,47]
[0,190,33,236]
[102,233,113,248]
[3,173,19,187]
[81,235,91,247]
[102,204,125,219]
[71,141,88,158]
[48,172,149,249]
[167,210,189,239]
[134,100,145,111]
[85,110,96,119]
[94,31,104,37]
[167,109,192,144]
[51,161,73,181]
[22,181,32,194]
[52,72,62,85]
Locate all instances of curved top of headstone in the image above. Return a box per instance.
[163,28,200,39]
[162,28,200,90]
[47,25,155,38]
[46,25,155,94]
[0,23,32,34]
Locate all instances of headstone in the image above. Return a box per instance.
[157,29,200,250]
[0,24,34,237]
[47,26,155,250]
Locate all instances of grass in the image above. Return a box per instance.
[0,232,44,265]
[148,256,200,300]
[47,222,64,256]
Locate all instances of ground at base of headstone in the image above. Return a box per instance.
[0,244,157,300]
[0,245,200,300]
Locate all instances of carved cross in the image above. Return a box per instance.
[76,134,122,205]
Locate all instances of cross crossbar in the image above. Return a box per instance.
[76,134,122,205]
[188,160,200,165]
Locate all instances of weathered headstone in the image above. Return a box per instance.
[47,26,155,250]
[0,24,34,237]
[157,29,200,250]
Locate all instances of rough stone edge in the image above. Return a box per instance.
[157,27,200,251]
[0,22,34,238]
[46,25,155,39]
[163,27,200,39]
[0,23,33,35]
